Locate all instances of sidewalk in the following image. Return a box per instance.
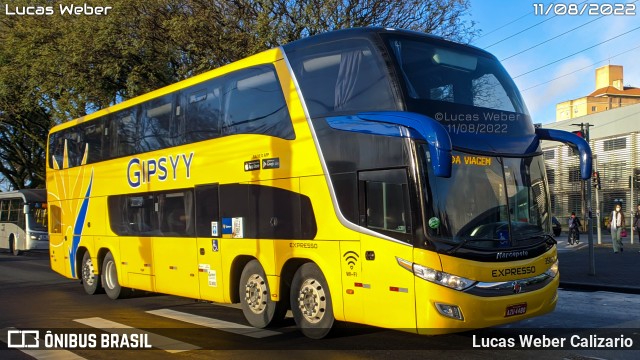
[556,231,640,294]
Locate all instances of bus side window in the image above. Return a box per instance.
[287,39,396,118]
[184,80,223,143]
[0,200,8,222]
[65,130,84,168]
[113,109,138,157]
[140,94,175,152]
[195,184,219,237]
[83,120,104,164]
[358,169,413,242]
[8,199,20,223]
[222,65,294,140]
[49,132,65,169]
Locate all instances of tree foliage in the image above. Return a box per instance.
[0,0,476,189]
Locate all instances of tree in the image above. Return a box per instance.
[0,0,476,189]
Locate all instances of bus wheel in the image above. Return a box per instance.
[81,252,103,295]
[9,236,21,256]
[101,252,132,300]
[240,260,286,328]
[290,263,334,339]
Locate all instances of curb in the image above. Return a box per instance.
[559,281,640,295]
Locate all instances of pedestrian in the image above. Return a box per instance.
[609,202,625,253]
[567,212,581,245]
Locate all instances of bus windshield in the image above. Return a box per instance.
[384,35,529,120]
[28,203,48,232]
[421,146,550,248]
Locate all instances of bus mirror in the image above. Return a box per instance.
[355,112,453,178]
[23,204,30,214]
[535,128,592,180]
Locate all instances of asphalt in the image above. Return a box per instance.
[556,230,640,294]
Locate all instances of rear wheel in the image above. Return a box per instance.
[101,252,132,299]
[9,236,21,256]
[239,260,287,328]
[290,263,334,339]
[81,252,103,295]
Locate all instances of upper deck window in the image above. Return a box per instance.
[286,38,398,118]
[384,36,528,116]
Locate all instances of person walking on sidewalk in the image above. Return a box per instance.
[609,202,625,253]
[568,212,581,245]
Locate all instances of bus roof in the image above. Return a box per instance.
[281,27,493,59]
[0,189,47,203]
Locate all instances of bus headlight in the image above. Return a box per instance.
[413,263,476,291]
[544,259,559,278]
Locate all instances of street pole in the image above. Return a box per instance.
[585,123,595,276]
[594,156,601,245]
[631,171,634,245]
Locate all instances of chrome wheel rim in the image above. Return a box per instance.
[82,257,95,286]
[297,278,326,324]
[104,260,117,290]
[244,274,268,315]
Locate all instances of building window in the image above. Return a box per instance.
[543,149,555,160]
[546,168,555,185]
[603,137,626,151]
[567,146,578,157]
[591,106,597,111]
[600,161,626,184]
[568,166,581,183]
[568,193,581,215]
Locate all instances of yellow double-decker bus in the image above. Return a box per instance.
[47,28,591,339]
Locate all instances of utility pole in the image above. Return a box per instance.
[572,122,595,276]
[631,171,635,245]
[585,123,595,276]
[594,156,601,245]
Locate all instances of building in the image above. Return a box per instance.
[542,102,640,229]
[556,65,640,121]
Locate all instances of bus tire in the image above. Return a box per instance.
[81,252,103,295]
[239,260,287,328]
[290,263,334,339]
[9,236,21,256]
[101,252,132,300]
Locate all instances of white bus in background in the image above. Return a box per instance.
[0,189,48,255]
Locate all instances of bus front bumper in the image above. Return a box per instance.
[414,273,559,335]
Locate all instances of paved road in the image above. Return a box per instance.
[0,251,638,360]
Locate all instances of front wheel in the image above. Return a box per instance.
[239,260,287,328]
[290,263,334,339]
[9,237,21,256]
[81,252,103,295]
[101,252,132,300]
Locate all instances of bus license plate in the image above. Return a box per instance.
[505,303,527,317]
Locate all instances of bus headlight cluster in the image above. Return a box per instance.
[544,259,559,278]
[413,263,476,291]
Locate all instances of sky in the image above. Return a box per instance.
[468,0,640,124]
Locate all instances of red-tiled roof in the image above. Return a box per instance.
[589,86,640,97]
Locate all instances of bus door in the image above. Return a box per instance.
[194,184,224,302]
[152,190,200,298]
[358,168,417,329]
[49,200,72,277]
[0,200,6,245]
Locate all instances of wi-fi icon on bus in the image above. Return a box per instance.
[343,251,359,270]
